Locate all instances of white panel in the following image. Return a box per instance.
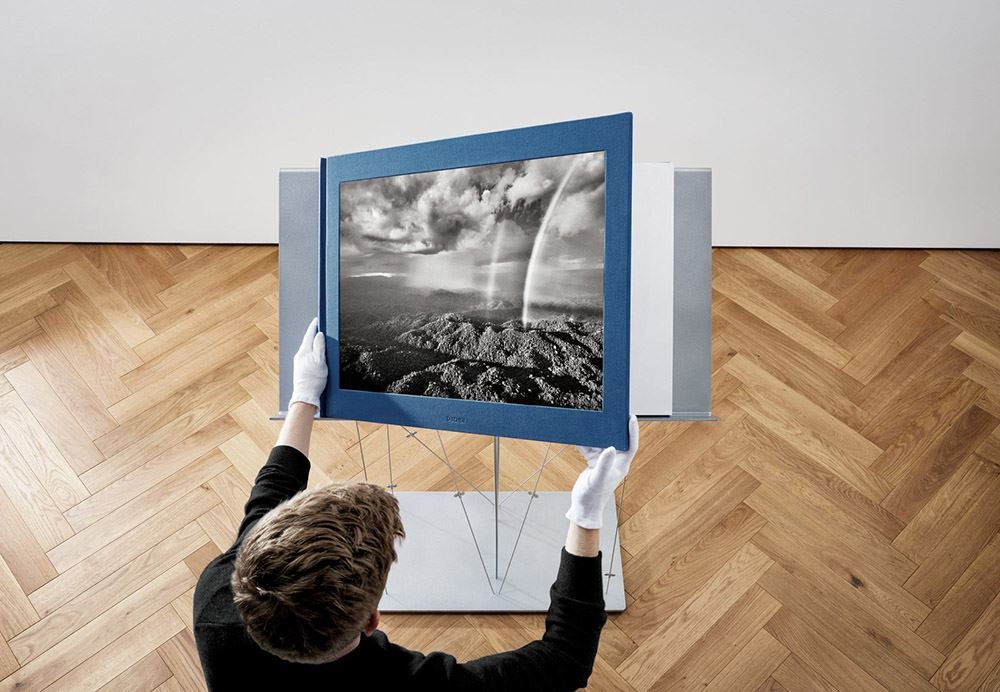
[630,163,674,416]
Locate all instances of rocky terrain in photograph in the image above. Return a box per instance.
[339,311,603,409]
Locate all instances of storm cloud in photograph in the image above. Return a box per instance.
[339,151,606,409]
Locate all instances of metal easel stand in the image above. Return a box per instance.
[367,427,627,613]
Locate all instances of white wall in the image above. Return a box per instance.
[2,1,998,247]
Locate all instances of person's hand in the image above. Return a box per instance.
[289,317,328,409]
[565,415,639,529]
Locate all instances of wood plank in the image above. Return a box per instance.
[929,280,1000,347]
[724,355,887,500]
[66,415,239,531]
[0,635,19,681]
[171,587,197,633]
[763,248,831,286]
[0,423,74,550]
[745,481,917,587]
[29,489,218,617]
[0,563,193,691]
[880,406,997,522]
[771,655,842,692]
[0,553,38,640]
[716,298,868,430]
[860,345,973,449]
[135,272,274,362]
[715,252,845,339]
[852,315,961,412]
[0,317,41,354]
[108,324,267,423]
[922,250,1000,311]
[619,543,773,691]
[78,245,173,319]
[0,263,70,317]
[622,424,754,555]
[0,390,89,510]
[871,375,984,483]
[19,330,118,438]
[156,246,275,309]
[63,259,155,347]
[124,301,271,394]
[0,292,57,336]
[758,563,939,691]
[738,416,904,541]
[45,607,183,692]
[0,484,57,594]
[978,389,1000,419]
[616,503,765,642]
[702,630,788,692]
[156,629,207,692]
[621,398,747,515]
[648,586,781,692]
[49,449,230,572]
[623,466,760,599]
[142,244,188,269]
[766,609,888,692]
[713,266,852,368]
[918,535,1000,655]
[196,503,241,553]
[826,250,928,325]
[0,345,27,377]
[932,590,1000,691]
[35,294,133,407]
[5,361,104,473]
[902,459,1000,606]
[97,650,172,692]
[753,522,930,637]
[724,248,838,313]
[12,522,206,662]
[818,249,896,298]
[94,356,253,459]
[892,449,999,563]
[953,330,1000,372]
[154,677,185,692]
[842,298,944,384]
[49,280,143,375]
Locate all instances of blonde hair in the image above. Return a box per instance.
[231,482,405,663]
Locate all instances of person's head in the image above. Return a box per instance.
[231,481,405,663]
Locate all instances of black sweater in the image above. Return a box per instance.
[193,445,609,691]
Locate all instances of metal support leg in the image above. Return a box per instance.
[493,436,500,579]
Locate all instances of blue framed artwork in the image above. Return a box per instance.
[320,113,631,449]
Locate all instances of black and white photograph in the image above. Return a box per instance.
[339,151,606,409]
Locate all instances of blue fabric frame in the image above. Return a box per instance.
[320,113,631,449]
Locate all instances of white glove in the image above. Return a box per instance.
[565,415,640,529]
[289,317,328,409]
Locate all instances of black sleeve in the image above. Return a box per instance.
[406,549,608,691]
[235,445,311,544]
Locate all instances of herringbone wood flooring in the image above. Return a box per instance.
[1,243,999,691]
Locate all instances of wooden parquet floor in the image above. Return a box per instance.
[1,244,999,691]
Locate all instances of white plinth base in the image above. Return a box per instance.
[379,491,625,612]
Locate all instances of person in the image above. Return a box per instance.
[193,318,639,690]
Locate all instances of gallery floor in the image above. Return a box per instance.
[0,244,998,691]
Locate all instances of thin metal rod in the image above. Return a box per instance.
[605,474,628,595]
[494,436,500,579]
[400,427,493,505]
[498,443,552,593]
[458,490,496,594]
[498,444,561,508]
[433,429,495,594]
[355,420,369,482]
[385,425,395,495]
